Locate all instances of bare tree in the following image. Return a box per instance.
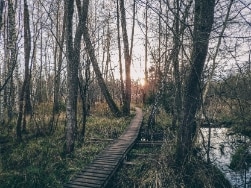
[176,0,216,164]
[78,58,91,140]
[1,0,18,124]
[53,1,66,115]
[64,0,75,153]
[144,0,148,92]
[64,0,90,153]
[82,0,121,117]
[120,0,132,115]
[116,0,125,107]
[15,0,30,141]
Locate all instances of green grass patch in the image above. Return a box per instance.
[0,108,131,187]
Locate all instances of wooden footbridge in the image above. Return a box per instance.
[64,107,143,188]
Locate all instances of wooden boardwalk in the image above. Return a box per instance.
[64,107,143,188]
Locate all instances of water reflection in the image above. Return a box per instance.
[200,128,251,187]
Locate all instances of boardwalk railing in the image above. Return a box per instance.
[64,107,143,188]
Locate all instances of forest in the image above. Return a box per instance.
[0,0,251,187]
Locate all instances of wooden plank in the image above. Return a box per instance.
[92,159,119,165]
[70,177,103,185]
[94,156,120,161]
[64,184,84,188]
[65,181,101,188]
[64,182,96,188]
[68,180,102,187]
[101,151,125,156]
[90,162,117,168]
[95,155,122,161]
[74,174,105,181]
[100,152,123,157]
[83,168,113,175]
[82,171,110,178]
[93,159,119,164]
[98,153,123,158]
[83,165,114,172]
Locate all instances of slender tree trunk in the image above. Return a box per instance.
[176,0,216,164]
[64,0,90,153]
[105,16,111,82]
[53,1,65,114]
[0,2,17,94]
[3,0,15,122]
[120,0,131,115]
[157,0,162,82]
[83,26,121,116]
[172,0,182,128]
[82,1,121,117]
[116,0,125,106]
[52,1,66,126]
[16,0,29,141]
[24,2,32,116]
[144,0,148,86]
[78,59,90,140]
[23,0,32,131]
[64,0,76,153]
[129,0,136,59]
[0,0,4,31]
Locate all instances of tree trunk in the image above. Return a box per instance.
[0,0,4,31]
[120,0,131,115]
[78,59,91,140]
[16,0,29,141]
[116,0,125,107]
[82,1,121,117]
[3,0,15,123]
[176,0,216,164]
[172,0,182,129]
[64,0,91,153]
[21,0,32,133]
[64,0,76,153]
[129,0,136,59]
[53,1,65,114]
[144,0,148,96]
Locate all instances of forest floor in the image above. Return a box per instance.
[0,103,132,187]
[0,104,234,187]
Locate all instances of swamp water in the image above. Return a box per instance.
[200,128,251,187]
